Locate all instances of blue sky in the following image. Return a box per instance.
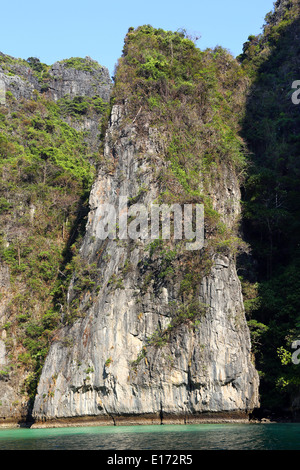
[0,0,275,77]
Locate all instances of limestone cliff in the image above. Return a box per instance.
[0,54,111,425]
[47,57,111,102]
[0,28,260,427]
[33,101,259,425]
[2,1,300,427]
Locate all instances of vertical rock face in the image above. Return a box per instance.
[45,58,112,149]
[33,104,259,424]
[47,57,112,102]
[0,53,112,425]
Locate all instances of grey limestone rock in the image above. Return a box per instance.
[33,104,259,424]
[47,57,112,102]
[0,53,112,104]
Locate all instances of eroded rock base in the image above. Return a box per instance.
[30,411,250,429]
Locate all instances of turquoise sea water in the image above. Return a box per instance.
[0,423,299,450]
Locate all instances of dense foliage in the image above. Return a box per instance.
[239,0,300,411]
[0,57,108,404]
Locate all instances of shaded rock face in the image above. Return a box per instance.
[33,104,259,424]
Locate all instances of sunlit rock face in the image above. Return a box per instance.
[33,104,259,425]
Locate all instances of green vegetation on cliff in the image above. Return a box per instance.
[114,25,247,179]
[239,0,300,412]
[114,25,248,263]
[0,62,109,404]
[1,0,300,419]
[107,25,252,366]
